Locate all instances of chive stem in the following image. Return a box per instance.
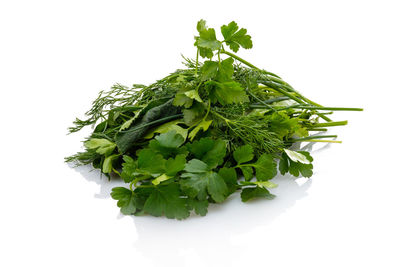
[309,121,348,127]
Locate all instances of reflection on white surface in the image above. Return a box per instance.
[71,164,312,266]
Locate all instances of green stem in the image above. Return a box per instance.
[308,128,328,132]
[297,106,364,111]
[302,139,342,143]
[195,49,199,76]
[220,50,280,78]
[259,84,305,104]
[261,96,290,104]
[247,91,276,111]
[316,112,332,122]
[292,135,338,142]
[118,114,183,133]
[309,121,348,127]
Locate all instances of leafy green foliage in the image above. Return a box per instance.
[84,138,116,155]
[149,130,187,158]
[188,120,213,141]
[206,80,249,105]
[194,19,221,59]
[232,145,277,181]
[111,187,137,215]
[67,19,358,219]
[102,154,119,174]
[181,165,228,203]
[233,144,254,164]
[115,99,180,153]
[241,187,275,202]
[201,57,249,105]
[187,198,209,216]
[221,21,253,52]
[143,183,190,220]
[254,154,277,181]
[279,150,313,178]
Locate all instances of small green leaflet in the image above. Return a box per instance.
[241,187,275,202]
[241,166,254,181]
[201,57,249,105]
[216,57,235,82]
[254,154,277,181]
[200,61,219,81]
[144,120,188,140]
[173,92,193,108]
[102,154,119,174]
[137,149,165,176]
[153,130,185,148]
[188,120,212,141]
[233,144,254,164]
[233,145,276,181]
[221,21,253,52]
[164,154,186,176]
[136,145,186,178]
[182,102,205,125]
[184,158,210,173]
[181,159,228,202]
[200,58,234,82]
[152,174,171,185]
[187,198,209,216]
[279,150,313,178]
[184,90,203,103]
[111,187,137,215]
[218,167,238,194]
[120,155,137,183]
[149,130,187,158]
[84,138,116,155]
[206,80,249,105]
[194,19,221,59]
[195,20,221,51]
[186,138,226,169]
[143,183,190,220]
[284,149,310,164]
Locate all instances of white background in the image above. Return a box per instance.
[1,0,399,266]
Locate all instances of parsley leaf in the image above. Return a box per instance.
[187,137,227,169]
[165,154,187,176]
[187,198,209,216]
[254,154,277,181]
[279,150,313,178]
[188,120,213,141]
[241,166,254,181]
[206,80,249,105]
[241,187,275,202]
[111,187,137,215]
[181,159,228,202]
[221,21,253,52]
[201,61,219,81]
[216,57,235,82]
[233,144,254,164]
[218,167,238,194]
[149,131,187,158]
[183,102,206,126]
[143,183,190,220]
[137,149,165,176]
[84,138,116,155]
[194,19,221,58]
[120,155,137,183]
[184,159,209,173]
[102,154,119,174]
[144,120,188,140]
